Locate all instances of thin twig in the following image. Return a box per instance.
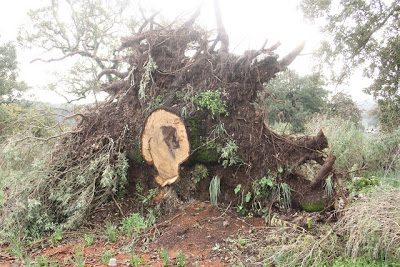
[111,194,125,217]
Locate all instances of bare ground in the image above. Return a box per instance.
[0,199,334,266]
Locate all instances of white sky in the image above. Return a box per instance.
[0,0,373,104]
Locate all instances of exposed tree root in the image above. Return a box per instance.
[50,2,339,213]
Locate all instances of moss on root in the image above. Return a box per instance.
[301,199,327,212]
[127,141,146,165]
[186,116,202,148]
[186,116,219,164]
[191,149,219,163]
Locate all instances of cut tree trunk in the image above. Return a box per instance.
[141,109,190,187]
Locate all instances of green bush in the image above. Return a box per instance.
[0,103,58,139]
[351,176,379,192]
[194,90,228,118]
[257,71,328,133]
[192,164,208,184]
[83,234,94,247]
[220,140,242,168]
[176,250,186,267]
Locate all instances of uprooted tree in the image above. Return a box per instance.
[6,3,346,234]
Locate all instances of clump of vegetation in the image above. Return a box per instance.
[234,174,286,216]
[157,247,170,266]
[350,176,379,192]
[236,218,340,266]
[194,90,228,118]
[176,250,186,267]
[256,71,328,133]
[307,115,400,188]
[277,183,291,209]
[119,211,155,236]
[306,115,364,172]
[191,164,208,185]
[100,249,114,265]
[139,55,158,99]
[250,188,400,266]
[106,222,117,243]
[83,234,94,247]
[130,252,144,267]
[238,237,248,246]
[236,172,295,217]
[0,135,129,241]
[220,140,242,168]
[136,185,159,206]
[66,246,86,267]
[35,255,50,266]
[49,228,63,247]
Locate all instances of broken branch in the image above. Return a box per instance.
[30,50,119,64]
[213,0,229,54]
[311,153,336,189]
[98,69,129,80]
[279,41,306,69]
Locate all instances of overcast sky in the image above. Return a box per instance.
[0,0,373,104]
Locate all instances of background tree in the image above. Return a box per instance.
[258,71,328,133]
[0,39,28,136]
[327,92,362,126]
[18,0,134,102]
[367,104,380,128]
[0,40,27,103]
[299,0,400,130]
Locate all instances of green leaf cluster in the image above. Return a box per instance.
[0,144,129,239]
[194,90,228,118]
[234,175,276,216]
[192,164,208,184]
[220,140,242,168]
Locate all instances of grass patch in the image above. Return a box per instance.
[119,211,155,236]
[338,187,400,261]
